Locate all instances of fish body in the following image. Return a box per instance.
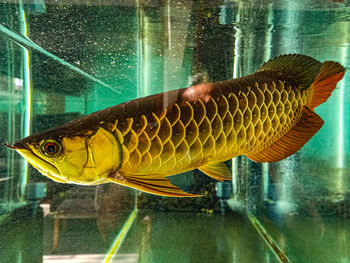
[8,54,345,196]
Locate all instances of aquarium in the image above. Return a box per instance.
[0,0,349,262]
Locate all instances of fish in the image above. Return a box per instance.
[6,54,345,197]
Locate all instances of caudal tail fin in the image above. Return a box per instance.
[246,55,345,163]
[308,61,345,110]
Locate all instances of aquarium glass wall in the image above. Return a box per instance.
[0,0,349,263]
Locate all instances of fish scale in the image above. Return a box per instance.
[10,54,345,196]
[101,76,306,177]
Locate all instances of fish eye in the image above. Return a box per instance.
[40,139,62,158]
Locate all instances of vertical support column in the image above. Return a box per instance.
[332,18,349,195]
[265,1,306,214]
[220,1,274,213]
[334,44,348,195]
[234,1,275,214]
[5,33,15,204]
[140,3,165,96]
[18,0,31,198]
[231,3,241,207]
[137,0,143,99]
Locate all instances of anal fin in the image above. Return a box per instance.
[198,161,232,182]
[108,172,200,197]
[246,107,324,163]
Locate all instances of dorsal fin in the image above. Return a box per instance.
[245,107,324,163]
[258,54,322,88]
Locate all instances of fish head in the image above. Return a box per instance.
[7,124,121,185]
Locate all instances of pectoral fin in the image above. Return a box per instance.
[107,172,200,197]
[198,162,232,182]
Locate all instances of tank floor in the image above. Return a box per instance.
[1,208,349,263]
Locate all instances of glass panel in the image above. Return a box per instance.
[0,34,27,213]
[120,1,277,262]
[0,1,138,261]
[233,1,350,263]
[1,0,349,262]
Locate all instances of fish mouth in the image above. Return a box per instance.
[14,147,67,183]
[4,142,19,149]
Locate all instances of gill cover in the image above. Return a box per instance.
[81,127,121,183]
[25,127,121,185]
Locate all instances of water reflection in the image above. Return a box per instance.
[49,184,134,253]
[121,212,279,263]
[0,206,44,262]
[261,215,350,263]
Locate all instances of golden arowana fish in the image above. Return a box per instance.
[6,54,345,196]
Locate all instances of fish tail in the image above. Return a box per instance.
[246,55,345,163]
[308,61,345,110]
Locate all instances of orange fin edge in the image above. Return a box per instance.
[107,172,201,197]
[309,61,345,110]
[245,107,324,163]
